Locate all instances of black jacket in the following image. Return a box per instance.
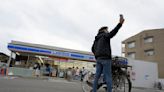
[92,23,122,59]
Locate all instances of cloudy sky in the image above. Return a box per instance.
[0,0,164,56]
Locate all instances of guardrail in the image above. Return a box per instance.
[8,67,33,77]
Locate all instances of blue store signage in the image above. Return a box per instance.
[8,44,95,61]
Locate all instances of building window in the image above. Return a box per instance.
[127,41,135,48]
[122,43,125,53]
[145,49,154,56]
[144,36,153,43]
[128,52,136,59]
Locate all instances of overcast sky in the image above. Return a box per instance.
[0,0,164,56]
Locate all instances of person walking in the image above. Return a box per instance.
[92,14,125,92]
[33,63,41,77]
[75,67,80,80]
[72,67,76,80]
[81,67,87,81]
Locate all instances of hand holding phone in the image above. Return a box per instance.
[119,14,125,24]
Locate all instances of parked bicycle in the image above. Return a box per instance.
[82,57,132,92]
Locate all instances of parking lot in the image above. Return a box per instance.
[0,76,163,92]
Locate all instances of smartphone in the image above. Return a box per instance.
[120,14,123,18]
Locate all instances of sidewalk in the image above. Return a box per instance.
[0,75,83,92]
[2,74,81,83]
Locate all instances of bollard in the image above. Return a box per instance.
[0,69,1,75]
[1,68,4,76]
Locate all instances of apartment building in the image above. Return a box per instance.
[122,28,164,78]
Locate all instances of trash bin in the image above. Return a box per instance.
[59,71,64,78]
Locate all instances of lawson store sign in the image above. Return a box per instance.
[8,44,95,61]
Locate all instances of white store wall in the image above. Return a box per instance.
[128,58,158,88]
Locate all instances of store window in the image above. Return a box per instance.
[145,49,154,56]
[128,52,136,59]
[144,36,153,43]
[127,41,135,48]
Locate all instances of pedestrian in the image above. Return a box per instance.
[75,67,80,80]
[66,67,72,81]
[158,82,162,90]
[33,63,41,77]
[91,14,125,92]
[72,67,76,80]
[81,67,87,81]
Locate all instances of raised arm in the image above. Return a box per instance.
[105,14,125,38]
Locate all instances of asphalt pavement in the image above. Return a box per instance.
[0,76,83,92]
[0,76,163,92]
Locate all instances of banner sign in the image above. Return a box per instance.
[8,44,95,61]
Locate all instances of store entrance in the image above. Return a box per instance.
[13,52,95,78]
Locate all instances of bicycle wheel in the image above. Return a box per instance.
[125,75,132,92]
[112,75,122,92]
[81,72,107,92]
[81,72,93,92]
[112,75,131,92]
